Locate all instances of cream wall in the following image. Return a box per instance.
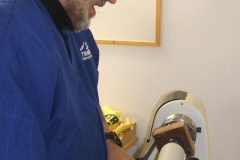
[97,0,240,159]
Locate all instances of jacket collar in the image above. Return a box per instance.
[41,0,74,31]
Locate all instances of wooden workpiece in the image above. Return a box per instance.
[152,121,195,156]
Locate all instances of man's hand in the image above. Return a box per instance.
[107,139,135,160]
[101,110,134,159]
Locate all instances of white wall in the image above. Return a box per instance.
[97,0,240,159]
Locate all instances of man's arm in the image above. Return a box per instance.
[101,111,135,160]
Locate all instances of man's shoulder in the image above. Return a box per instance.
[0,0,54,38]
[0,0,16,29]
[0,0,60,69]
[0,0,36,25]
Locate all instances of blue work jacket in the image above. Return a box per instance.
[0,0,107,159]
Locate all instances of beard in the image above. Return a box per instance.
[73,8,92,32]
[64,0,94,32]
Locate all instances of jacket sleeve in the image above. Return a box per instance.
[0,29,58,160]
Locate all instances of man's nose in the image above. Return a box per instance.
[106,0,117,4]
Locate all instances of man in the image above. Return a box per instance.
[0,0,134,159]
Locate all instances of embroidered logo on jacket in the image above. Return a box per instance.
[80,42,92,60]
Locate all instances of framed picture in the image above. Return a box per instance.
[90,0,161,46]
